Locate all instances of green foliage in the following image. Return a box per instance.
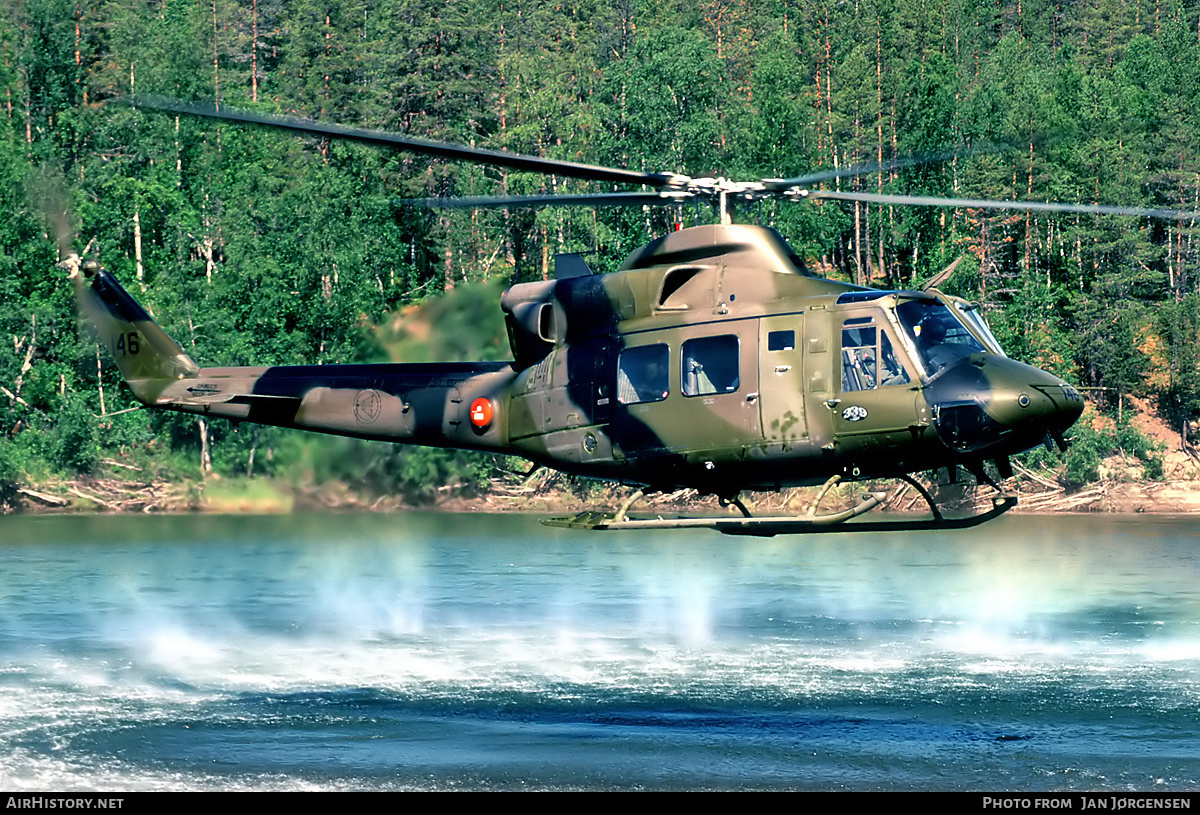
[0,436,22,510]
[52,393,99,475]
[1061,423,1107,489]
[1020,417,1163,489]
[1072,296,1148,408]
[1154,295,1200,439]
[1,0,1198,502]
[296,435,502,504]
[1116,422,1164,481]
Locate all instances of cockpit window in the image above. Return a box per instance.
[840,316,911,392]
[953,302,1006,356]
[895,300,985,377]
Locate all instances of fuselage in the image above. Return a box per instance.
[494,224,1083,493]
[79,224,1083,496]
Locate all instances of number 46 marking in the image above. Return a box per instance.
[113,331,140,356]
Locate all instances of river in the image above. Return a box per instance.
[1,511,1198,790]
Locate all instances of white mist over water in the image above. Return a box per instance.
[10,514,1200,686]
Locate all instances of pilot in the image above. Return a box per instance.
[915,315,956,371]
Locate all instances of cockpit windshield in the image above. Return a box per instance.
[895,299,986,377]
[952,301,1006,357]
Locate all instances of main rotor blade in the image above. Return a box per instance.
[766,152,961,189]
[405,191,694,209]
[766,139,1032,189]
[763,146,988,189]
[126,96,678,189]
[808,189,1200,221]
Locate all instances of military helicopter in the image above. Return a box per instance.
[77,97,1189,535]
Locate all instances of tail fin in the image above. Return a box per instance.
[69,257,199,405]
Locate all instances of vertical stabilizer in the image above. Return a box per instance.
[69,258,199,405]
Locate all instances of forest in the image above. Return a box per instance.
[1,0,1199,508]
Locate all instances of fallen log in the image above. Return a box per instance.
[17,488,70,507]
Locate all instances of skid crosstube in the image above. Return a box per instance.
[543,494,1017,537]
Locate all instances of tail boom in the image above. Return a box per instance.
[152,362,515,451]
[77,261,515,453]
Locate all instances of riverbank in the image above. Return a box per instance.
[9,391,1200,516]
[8,463,1200,516]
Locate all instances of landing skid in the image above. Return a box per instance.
[542,477,1017,536]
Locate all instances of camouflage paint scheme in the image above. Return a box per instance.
[76,223,1083,501]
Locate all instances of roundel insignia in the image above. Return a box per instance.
[354,389,383,424]
[470,397,494,428]
[841,405,868,422]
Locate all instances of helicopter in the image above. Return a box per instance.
[75,96,1194,535]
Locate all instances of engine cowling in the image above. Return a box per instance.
[500,280,558,369]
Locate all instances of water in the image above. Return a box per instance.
[1,511,1199,790]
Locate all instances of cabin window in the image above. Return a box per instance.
[768,330,795,351]
[840,317,910,392]
[617,344,670,405]
[682,335,740,396]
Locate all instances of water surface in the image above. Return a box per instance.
[1,512,1198,790]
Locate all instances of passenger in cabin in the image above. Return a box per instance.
[618,349,669,404]
[879,336,910,387]
[685,358,717,395]
[682,335,739,396]
[858,350,878,389]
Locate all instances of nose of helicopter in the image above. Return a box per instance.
[926,354,1084,456]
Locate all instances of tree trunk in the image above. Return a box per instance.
[199,417,212,478]
[212,1,220,109]
[96,344,105,416]
[133,204,144,289]
[247,425,258,477]
[251,0,259,102]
